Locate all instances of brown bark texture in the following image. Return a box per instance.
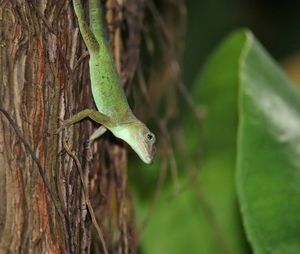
[0,0,145,253]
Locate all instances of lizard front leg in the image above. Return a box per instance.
[59,109,110,132]
[89,126,107,143]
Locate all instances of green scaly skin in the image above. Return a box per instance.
[62,0,155,164]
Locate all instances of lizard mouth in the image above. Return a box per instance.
[141,155,153,164]
[141,145,155,164]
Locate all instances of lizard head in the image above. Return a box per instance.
[111,121,156,164]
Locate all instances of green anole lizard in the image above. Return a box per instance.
[61,0,156,163]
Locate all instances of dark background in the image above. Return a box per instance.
[183,0,300,86]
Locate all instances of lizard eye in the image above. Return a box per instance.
[146,133,155,142]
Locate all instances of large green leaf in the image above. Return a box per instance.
[197,29,300,253]
[237,32,300,253]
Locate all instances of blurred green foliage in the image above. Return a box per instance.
[132,29,300,253]
[133,30,250,254]
[130,1,300,253]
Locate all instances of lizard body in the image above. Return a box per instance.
[62,0,155,164]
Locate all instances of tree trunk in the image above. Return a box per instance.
[0,0,144,253]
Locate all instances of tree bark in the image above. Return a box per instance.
[0,0,144,253]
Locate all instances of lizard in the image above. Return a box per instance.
[60,0,156,164]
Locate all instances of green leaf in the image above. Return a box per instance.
[237,32,300,253]
[197,29,300,253]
